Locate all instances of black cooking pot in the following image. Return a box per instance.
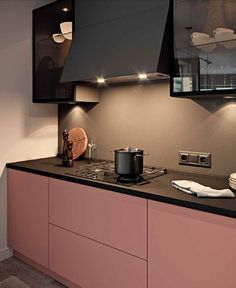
[114,147,144,176]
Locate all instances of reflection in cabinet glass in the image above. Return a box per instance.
[33,0,74,103]
[171,0,236,97]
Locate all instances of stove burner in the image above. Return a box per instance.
[71,161,167,186]
[116,175,150,186]
[116,175,141,183]
[75,161,114,179]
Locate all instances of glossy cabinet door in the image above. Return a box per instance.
[33,0,74,103]
[49,178,147,259]
[49,224,147,288]
[171,0,236,97]
[148,200,236,288]
[8,169,49,267]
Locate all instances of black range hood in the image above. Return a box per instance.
[61,0,171,85]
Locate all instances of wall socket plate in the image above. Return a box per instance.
[179,151,211,168]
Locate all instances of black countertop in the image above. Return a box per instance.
[6,157,236,219]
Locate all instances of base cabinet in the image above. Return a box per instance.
[49,225,147,288]
[8,168,236,288]
[7,169,48,268]
[148,200,236,288]
[49,178,147,259]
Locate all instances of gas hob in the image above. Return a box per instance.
[68,161,167,186]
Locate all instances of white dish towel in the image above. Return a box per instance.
[172,180,234,198]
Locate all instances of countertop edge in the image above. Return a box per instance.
[6,163,236,219]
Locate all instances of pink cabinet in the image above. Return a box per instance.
[49,224,147,288]
[148,200,236,288]
[8,169,48,268]
[49,178,147,259]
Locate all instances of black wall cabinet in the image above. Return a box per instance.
[171,0,236,98]
[33,0,74,103]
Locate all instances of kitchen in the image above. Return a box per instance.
[1,0,236,287]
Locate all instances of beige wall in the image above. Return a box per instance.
[59,82,236,177]
[0,0,57,260]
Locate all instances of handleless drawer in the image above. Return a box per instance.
[49,224,146,288]
[8,169,48,268]
[148,200,236,288]
[49,178,147,259]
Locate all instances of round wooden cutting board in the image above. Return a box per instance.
[68,128,88,160]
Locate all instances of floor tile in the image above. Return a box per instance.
[0,257,65,288]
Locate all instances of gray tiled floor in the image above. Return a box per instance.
[0,257,65,288]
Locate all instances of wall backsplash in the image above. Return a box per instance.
[59,82,236,176]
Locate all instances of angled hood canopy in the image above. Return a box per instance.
[61,0,171,85]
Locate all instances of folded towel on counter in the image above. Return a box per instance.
[172,180,235,198]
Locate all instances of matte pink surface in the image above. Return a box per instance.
[49,178,147,259]
[49,224,146,288]
[148,200,236,288]
[8,169,49,268]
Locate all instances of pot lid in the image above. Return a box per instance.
[115,147,143,153]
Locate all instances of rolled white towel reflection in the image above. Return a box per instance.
[172,180,234,198]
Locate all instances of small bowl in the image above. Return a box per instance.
[192,37,209,46]
[229,182,236,191]
[214,27,234,34]
[191,32,210,39]
[214,28,234,41]
[230,172,236,180]
[229,179,236,185]
[60,22,73,40]
[52,33,65,43]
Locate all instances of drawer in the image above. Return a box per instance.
[49,178,147,259]
[49,224,147,288]
[8,169,48,267]
[148,200,236,288]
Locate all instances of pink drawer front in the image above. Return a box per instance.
[49,178,147,259]
[8,169,48,268]
[49,224,147,288]
[148,200,236,288]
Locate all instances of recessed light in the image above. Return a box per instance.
[224,96,235,99]
[138,73,148,80]
[62,7,70,12]
[97,78,105,84]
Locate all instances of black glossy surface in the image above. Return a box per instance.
[170,0,236,98]
[115,149,144,176]
[6,157,236,219]
[33,0,75,103]
[61,0,170,83]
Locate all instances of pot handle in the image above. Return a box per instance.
[135,153,149,157]
[134,153,149,160]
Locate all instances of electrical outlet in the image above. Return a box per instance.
[179,151,211,168]
[199,153,211,167]
[179,152,189,163]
